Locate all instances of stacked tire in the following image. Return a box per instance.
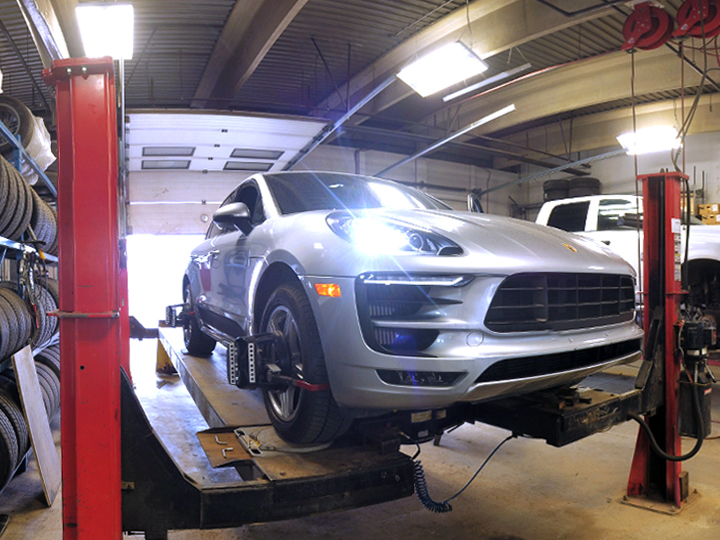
[0,155,58,255]
[0,375,29,490]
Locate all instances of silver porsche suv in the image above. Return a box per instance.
[181,171,643,443]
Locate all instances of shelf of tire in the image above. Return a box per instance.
[0,96,56,199]
[0,277,61,491]
[0,112,60,493]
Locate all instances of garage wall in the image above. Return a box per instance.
[128,146,523,234]
[299,145,522,214]
[127,171,251,234]
[515,130,720,220]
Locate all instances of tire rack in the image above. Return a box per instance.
[0,115,60,496]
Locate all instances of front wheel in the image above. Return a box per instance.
[260,282,351,444]
[183,283,216,357]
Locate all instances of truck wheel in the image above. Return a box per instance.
[183,283,216,357]
[260,282,351,444]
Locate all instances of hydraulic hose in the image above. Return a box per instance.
[627,374,705,461]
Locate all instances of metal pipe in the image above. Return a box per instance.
[443,63,531,102]
[375,104,516,177]
[339,124,590,174]
[533,0,627,18]
[283,75,397,170]
[476,148,626,196]
[311,37,347,111]
[127,26,157,87]
[0,19,52,112]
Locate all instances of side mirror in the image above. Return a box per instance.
[213,202,253,235]
[467,193,484,213]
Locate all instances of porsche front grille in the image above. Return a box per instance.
[485,273,635,332]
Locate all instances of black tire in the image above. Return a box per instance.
[543,179,569,191]
[36,363,59,418]
[0,287,32,355]
[8,179,34,241]
[0,158,11,233]
[260,282,351,444]
[0,160,20,238]
[35,350,61,379]
[0,389,29,457]
[35,365,53,418]
[182,283,215,357]
[0,95,35,153]
[0,408,19,489]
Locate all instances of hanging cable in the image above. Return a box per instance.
[407,433,514,513]
[631,51,642,293]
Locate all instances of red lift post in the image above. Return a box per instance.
[43,58,123,540]
[627,172,687,509]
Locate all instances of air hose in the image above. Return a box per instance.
[627,371,705,461]
[412,434,513,513]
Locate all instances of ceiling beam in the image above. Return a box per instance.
[502,95,720,157]
[335,125,590,174]
[191,0,309,109]
[30,0,83,58]
[15,0,76,66]
[447,47,701,138]
[314,0,612,121]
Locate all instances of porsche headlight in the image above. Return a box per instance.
[326,212,462,255]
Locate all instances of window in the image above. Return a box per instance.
[546,201,590,232]
[597,199,641,231]
[234,184,264,225]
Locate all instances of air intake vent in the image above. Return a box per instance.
[485,273,635,332]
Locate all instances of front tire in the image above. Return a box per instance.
[183,283,216,357]
[260,282,351,444]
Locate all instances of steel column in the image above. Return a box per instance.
[43,58,122,540]
[627,172,686,507]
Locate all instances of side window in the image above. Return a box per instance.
[597,199,641,231]
[205,192,238,239]
[234,184,265,225]
[546,201,590,232]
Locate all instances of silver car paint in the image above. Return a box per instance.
[186,172,643,412]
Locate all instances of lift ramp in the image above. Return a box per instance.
[124,329,650,538]
[121,329,414,539]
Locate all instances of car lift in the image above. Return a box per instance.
[43,57,709,540]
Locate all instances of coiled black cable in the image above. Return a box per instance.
[413,460,452,513]
[412,434,514,513]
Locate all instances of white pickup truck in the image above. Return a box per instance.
[535,194,720,312]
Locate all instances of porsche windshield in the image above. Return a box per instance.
[265,172,452,214]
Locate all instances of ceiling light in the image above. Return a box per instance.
[397,42,488,98]
[443,63,532,102]
[617,127,681,155]
[76,2,134,59]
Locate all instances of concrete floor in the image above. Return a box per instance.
[1,340,720,539]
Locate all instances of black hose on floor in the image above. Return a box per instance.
[412,434,514,513]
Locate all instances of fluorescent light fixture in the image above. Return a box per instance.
[443,63,532,102]
[224,161,273,172]
[141,160,190,170]
[76,2,134,59]
[397,42,488,97]
[143,147,195,157]
[230,148,284,160]
[617,126,681,155]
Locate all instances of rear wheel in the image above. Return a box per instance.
[260,282,351,444]
[183,283,216,357]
